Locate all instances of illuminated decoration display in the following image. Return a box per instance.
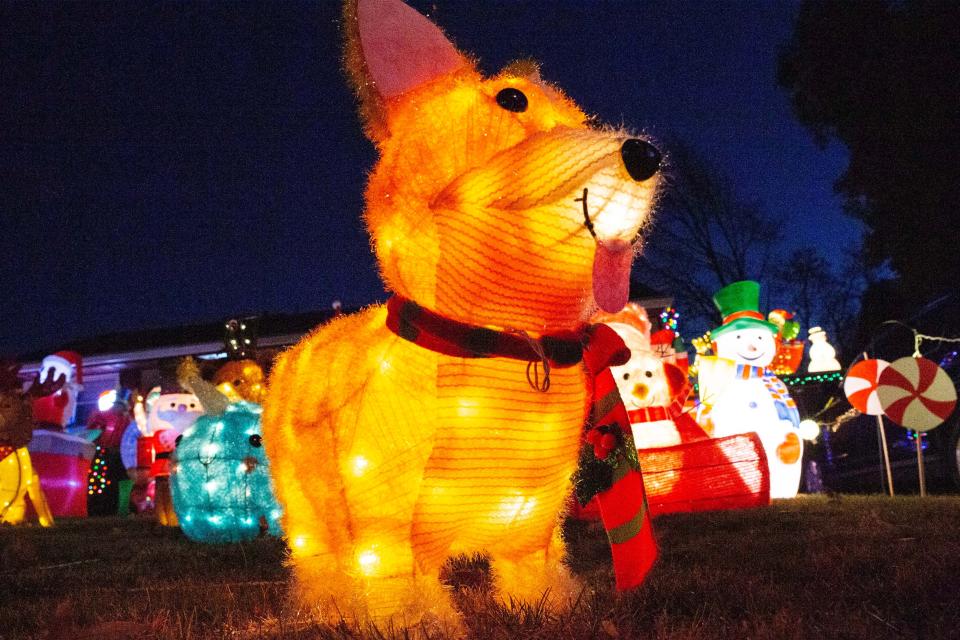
[136,383,202,525]
[843,357,896,495]
[86,388,134,515]
[214,360,265,404]
[87,446,110,497]
[89,388,132,449]
[0,363,62,525]
[876,357,957,432]
[172,361,282,543]
[768,309,805,375]
[127,391,156,513]
[98,389,117,413]
[28,429,96,517]
[843,359,889,415]
[31,351,83,429]
[588,307,769,515]
[261,0,661,625]
[807,326,842,373]
[213,318,266,404]
[696,281,803,499]
[659,306,680,332]
[798,419,821,442]
[782,371,844,387]
[876,355,957,497]
[598,306,683,450]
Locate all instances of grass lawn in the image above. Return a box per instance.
[2,495,959,639]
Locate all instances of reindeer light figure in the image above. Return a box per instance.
[0,363,64,525]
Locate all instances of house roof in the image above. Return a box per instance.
[17,307,357,373]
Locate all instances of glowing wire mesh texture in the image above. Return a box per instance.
[171,402,282,543]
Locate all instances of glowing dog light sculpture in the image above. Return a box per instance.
[262,0,661,625]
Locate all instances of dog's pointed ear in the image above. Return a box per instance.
[344,0,469,141]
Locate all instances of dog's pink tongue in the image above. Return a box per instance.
[593,239,633,313]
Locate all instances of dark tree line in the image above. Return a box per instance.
[633,142,864,357]
[778,0,960,342]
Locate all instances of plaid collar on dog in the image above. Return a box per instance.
[385,296,585,366]
[385,295,658,590]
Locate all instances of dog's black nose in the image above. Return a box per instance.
[621,139,661,182]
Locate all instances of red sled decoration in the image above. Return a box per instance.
[570,432,769,519]
[637,432,769,515]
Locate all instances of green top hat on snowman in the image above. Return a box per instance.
[711,280,779,340]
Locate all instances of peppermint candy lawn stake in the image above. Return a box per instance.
[844,358,889,415]
[844,356,894,495]
[877,356,958,496]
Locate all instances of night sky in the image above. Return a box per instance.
[0,0,858,358]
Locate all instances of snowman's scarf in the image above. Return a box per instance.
[386,295,657,590]
[729,363,800,428]
[762,376,801,427]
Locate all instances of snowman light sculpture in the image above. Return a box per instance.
[806,326,841,373]
[697,281,802,499]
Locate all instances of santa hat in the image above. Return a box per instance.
[41,350,83,384]
[650,329,676,348]
[711,281,778,340]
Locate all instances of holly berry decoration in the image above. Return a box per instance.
[586,425,621,460]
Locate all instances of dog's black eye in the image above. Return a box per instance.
[248,434,262,448]
[496,87,528,113]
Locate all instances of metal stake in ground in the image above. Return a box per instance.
[915,431,927,497]
[876,413,894,497]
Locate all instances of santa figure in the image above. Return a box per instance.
[31,351,83,430]
[697,281,802,499]
[135,382,202,526]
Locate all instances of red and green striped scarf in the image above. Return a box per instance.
[386,296,657,590]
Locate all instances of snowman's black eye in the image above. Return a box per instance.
[645,371,653,378]
[496,87,528,112]
[248,434,262,448]
[622,372,630,381]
